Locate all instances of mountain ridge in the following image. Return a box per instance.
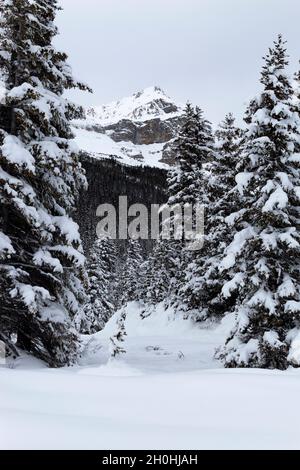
[82,86,182,125]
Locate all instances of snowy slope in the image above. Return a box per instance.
[73,127,168,169]
[72,87,183,168]
[1,303,300,450]
[2,365,300,450]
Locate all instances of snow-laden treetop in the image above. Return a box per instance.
[83,86,182,125]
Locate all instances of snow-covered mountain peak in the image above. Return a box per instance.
[132,85,171,105]
[73,86,185,168]
[85,86,182,125]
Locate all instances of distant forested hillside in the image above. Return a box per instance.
[76,153,168,254]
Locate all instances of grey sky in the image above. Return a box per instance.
[56,0,300,125]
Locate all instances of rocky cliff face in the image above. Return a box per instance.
[88,115,184,146]
[72,86,184,167]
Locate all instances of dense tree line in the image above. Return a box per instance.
[77,153,167,252]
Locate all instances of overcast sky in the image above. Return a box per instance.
[56,0,300,125]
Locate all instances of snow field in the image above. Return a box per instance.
[1,303,300,450]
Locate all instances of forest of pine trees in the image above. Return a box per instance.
[1,2,300,371]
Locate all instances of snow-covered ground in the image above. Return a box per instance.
[1,303,300,450]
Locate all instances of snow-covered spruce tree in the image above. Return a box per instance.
[0,0,90,366]
[182,113,243,320]
[218,35,300,369]
[109,308,127,358]
[140,244,174,306]
[215,113,243,158]
[167,104,212,208]
[119,239,144,305]
[174,107,220,317]
[77,237,117,334]
[145,104,213,309]
[138,256,154,307]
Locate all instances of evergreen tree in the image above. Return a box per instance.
[168,104,212,208]
[174,107,218,316]
[215,113,243,156]
[120,239,143,304]
[0,0,90,366]
[78,237,117,334]
[182,113,243,320]
[145,104,214,309]
[142,242,177,306]
[218,35,300,369]
[138,257,153,304]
